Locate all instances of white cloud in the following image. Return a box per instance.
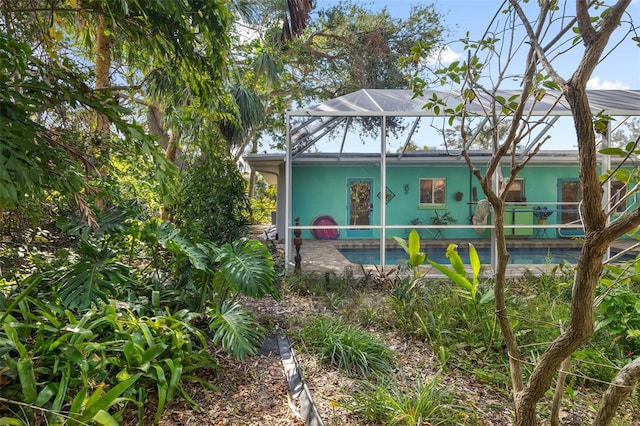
[587,76,630,90]
[426,46,462,65]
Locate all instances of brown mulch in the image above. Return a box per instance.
[153,287,639,425]
[156,291,516,425]
[159,349,303,426]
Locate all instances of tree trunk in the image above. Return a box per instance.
[248,169,257,198]
[165,133,183,168]
[594,357,640,425]
[513,81,611,426]
[550,355,572,425]
[147,105,170,149]
[506,1,633,423]
[489,198,524,391]
[93,13,112,211]
[247,136,259,198]
[95,14,112,141]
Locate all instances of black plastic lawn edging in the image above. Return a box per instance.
[275,333,325,426]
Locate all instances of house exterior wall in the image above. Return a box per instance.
[291,161,586,240]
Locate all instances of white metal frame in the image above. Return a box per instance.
[282,89,640,272]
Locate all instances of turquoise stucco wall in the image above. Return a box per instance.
[291,162,588,240]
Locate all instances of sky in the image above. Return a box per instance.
[322,0,640,90]
[307,0,640,152]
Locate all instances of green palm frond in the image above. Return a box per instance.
[215,239,279,300]
[210,301,264,360]
[253,53,281,84]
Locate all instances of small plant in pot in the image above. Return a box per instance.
[431,211,457,239]
[431,210,457,225]
[533,206,552,223]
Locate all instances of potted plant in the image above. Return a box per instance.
[431,210,457,225]
[533,206,552,224]
[431,210,457,239]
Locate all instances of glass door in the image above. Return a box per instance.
[558,178,583,236]
[347,178,373,237]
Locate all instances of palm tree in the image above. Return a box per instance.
[282,0,314,41]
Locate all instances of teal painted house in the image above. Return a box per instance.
[248,150,627,241]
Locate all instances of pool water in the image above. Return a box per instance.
[338,246,636,265]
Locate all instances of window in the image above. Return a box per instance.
[505,178,525,202]
[611,180,627,213]
[419,178,446,206]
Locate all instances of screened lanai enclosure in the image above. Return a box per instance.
[245,88,640,272]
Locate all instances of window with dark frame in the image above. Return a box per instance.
[505,178,525,203]
[419,178,446,206]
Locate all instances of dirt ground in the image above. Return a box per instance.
[157,292,516,426]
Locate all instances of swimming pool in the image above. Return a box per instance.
[338,246,637,265]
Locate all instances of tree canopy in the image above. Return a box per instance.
[1,0,233,216]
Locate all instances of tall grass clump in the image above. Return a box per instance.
[297,317,396,378]
[346,376,476,425]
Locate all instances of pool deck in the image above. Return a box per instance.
[284,237,639,278]
[247,225,639,278]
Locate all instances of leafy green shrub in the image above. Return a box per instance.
[173,151,251,244]
[132,219,278,360]
[389,277,435,341]
[248,197,274,225]
[249,183,276,225]
[50,238,132,311]
[1,202,279,423]
[596,284,640,358]
[297,317,395,378]
[0,293,217,425]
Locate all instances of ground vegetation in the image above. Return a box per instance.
[404,1,640,424]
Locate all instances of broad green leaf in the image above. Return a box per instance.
[409,252,427,267]
[116,369,134,382]
[34,382,57,406]
[49,366,69,423]
[49,331,73,351]
[136,322,155,347]
[17,358,37,403]
[152,364,168,424]
[140,343,169,365]
[390,235,409,253]
[210,301,263,360]
[392,231,426,267]
[165,358,183,401]
[123,340,143,366]
[3,319,27,358]
[427,259,473,293]
[478,290,495,305]
[408,230,421,258]
[599,147,625,157]
[0,418,25,425]
[79,374,142,422]
[92,410,120,426]
[469,244,481,283]
[69,387,87,419]
[446,244,466,275]
[216,239,278,300]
